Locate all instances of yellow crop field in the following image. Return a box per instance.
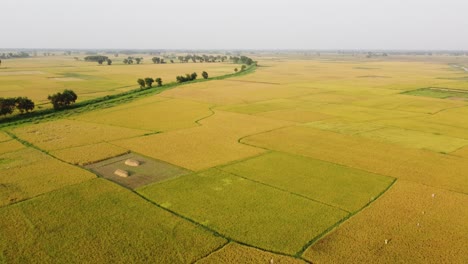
[358,127,468,153]
[114,111,291,170]
[162,79,313,105]
[257,109,333,123]
[12,119,150,151]
[0,179,226,263]
[304,180,468,263]
[453,146,468,158]
[0,56,236,104]
[221,152,394,212]
[0,139,25,155]
[243,126,468,193]
[1,54,468,262]
[51,142,129,165]
[353,94,466,114]
[0,147,95,207]
[218,99,300,114]
[0,132,11,142]
[73,97,213,132]
[138,169,348,255]
[197,243,307,264]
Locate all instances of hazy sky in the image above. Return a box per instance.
[2,0,468,50]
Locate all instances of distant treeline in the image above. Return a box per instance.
[0,52,30,59]
[173,55,255,65]
[84,55,109,62]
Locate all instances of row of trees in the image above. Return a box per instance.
[0,97,35,116]
[151,57,167,64]
[123,57,143,64]
[231,56,254,65]
[0,52,30,59]
[176,72,198,83]
[175,71,209,83]
[177,55,229,63]
[47,90,78,110]
[137,78,163,89]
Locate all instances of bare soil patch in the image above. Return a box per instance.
[86,153,190,189]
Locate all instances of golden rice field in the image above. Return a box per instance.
[1,54,468,263]
[0,55,236,105]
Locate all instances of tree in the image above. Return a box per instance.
[170,60,174,63]
[190,72,197,80]
[241,65,246,71]
[135,57,142,64]
[0,59,2,67]
[47,90,78,110]
[123,58,128,64]
[152,57,161,64]
[137,78,145,88]
[234,68,238,72]
[155,78,162,87]
[144,77,154,88]
[15,97,35,113]
[98,59,104,65]
[0,97,16,116]
[202,71,208,79]
[107,59,112,65]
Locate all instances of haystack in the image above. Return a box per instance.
[114,169,129,178]
[125,159,140,167]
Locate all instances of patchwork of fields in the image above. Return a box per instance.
[1,56,468,263]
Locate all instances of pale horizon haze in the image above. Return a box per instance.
[1,0,468,50]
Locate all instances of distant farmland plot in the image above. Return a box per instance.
[0,56,236,104]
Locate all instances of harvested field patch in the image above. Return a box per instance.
[114,111,291,170]
[138,169,348,255]
[87,153,190,189]
[243,126,468,193]
[51,142,129,165]
[304,180,468,263]
[221,152,394,212]
[197,243,307,264]
[0,148,95,207]
[0,179,226,263]
[12,119,150,151]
